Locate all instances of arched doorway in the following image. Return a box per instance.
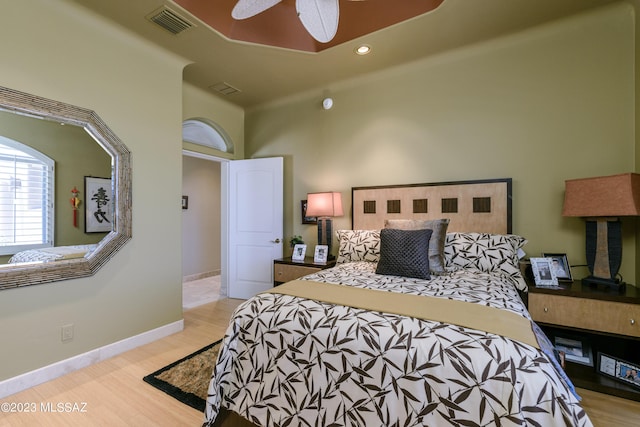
[181,118,233,310]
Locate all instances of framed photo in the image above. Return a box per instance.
[554,334,593,366]
[598,353,640,389]
[542,253,572,282]
[182,195,189,210]
[314,245,328,263]
[530,257,558,287]
[292,244,307,261]
[301,200,317,224]
[84,176,113,233]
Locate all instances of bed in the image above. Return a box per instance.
[203,179,592,427]
[8,244,97,263]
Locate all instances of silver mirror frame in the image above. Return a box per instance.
[0,86,132,290]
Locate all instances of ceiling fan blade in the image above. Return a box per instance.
[296,0,339,43]
[232,0,282,20]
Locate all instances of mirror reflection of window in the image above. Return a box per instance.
[0,137,54,255]
[0,86,131,289]
[0,108,113,265]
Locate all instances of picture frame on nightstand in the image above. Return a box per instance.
[598,353,640,389]
[542,253,573,282]
[530,257,558,287]
[292,244,307,261]
[314,245,328,263]
[554,334,593,366]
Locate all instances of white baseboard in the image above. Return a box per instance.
[183,270,220,283]
[0,319,184,399]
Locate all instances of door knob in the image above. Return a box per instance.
[273,238,281,243]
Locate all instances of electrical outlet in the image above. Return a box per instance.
[61,324,74,342]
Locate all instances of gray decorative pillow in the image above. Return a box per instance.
[444,232,528,290]
[384,218,450,274]
[336,230,381,263]
[375,228,433,280]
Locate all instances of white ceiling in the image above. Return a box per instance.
[70,0,617,109]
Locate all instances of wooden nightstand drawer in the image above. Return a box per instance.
[274,263,322,283]
[529,293,640,338]
[273,257,337,285]
[528,281,640,401]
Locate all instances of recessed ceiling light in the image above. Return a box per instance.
[322,97,334,110]
[355,44,371,55]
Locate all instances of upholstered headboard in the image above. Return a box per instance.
[352,178,512,234]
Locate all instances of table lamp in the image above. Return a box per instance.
[305,192,343,259]
[562,173,640,290]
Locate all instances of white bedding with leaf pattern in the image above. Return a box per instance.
[8,244,97,263]
[203,259,592,427]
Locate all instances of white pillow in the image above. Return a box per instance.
[444,232,528,291]
[336,230,380,263]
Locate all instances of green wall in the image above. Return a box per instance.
[246,3,639,284]
[0,0,189,380]
[0,0,246,383]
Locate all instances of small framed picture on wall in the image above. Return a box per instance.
[301,200,317,224]
[84,176,113,233]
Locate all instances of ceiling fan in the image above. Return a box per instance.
[232,0,340,43]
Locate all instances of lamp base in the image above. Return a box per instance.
[582,275,625,292]
[585,219,621,282]
[317,217,334,257]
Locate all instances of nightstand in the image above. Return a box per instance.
[529,281,640,401]
[273,257,337,286]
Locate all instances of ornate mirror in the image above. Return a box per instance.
[0,86,131,290]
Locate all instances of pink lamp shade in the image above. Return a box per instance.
[306,192,343,261]
[305,192,344,218]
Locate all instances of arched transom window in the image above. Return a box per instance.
[182,118,234,154]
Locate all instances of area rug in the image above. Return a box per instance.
[143,338,222,412]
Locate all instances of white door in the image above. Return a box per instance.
[223,157,283,299]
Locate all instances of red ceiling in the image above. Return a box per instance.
[174,0,445,52]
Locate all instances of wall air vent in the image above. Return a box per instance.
[147,7,194,35]
[209,82,241,96]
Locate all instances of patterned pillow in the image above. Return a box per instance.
[384,218,449,274]
[376,228,433,280]
[444,232,528,291]
[336,230,380,263]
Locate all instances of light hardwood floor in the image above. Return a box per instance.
[2,298,640,427]
[0,298,243,427]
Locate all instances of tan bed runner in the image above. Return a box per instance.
[265,279,539,349]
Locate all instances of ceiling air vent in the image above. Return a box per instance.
[147,7,194,35]
[209,82,241,96]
